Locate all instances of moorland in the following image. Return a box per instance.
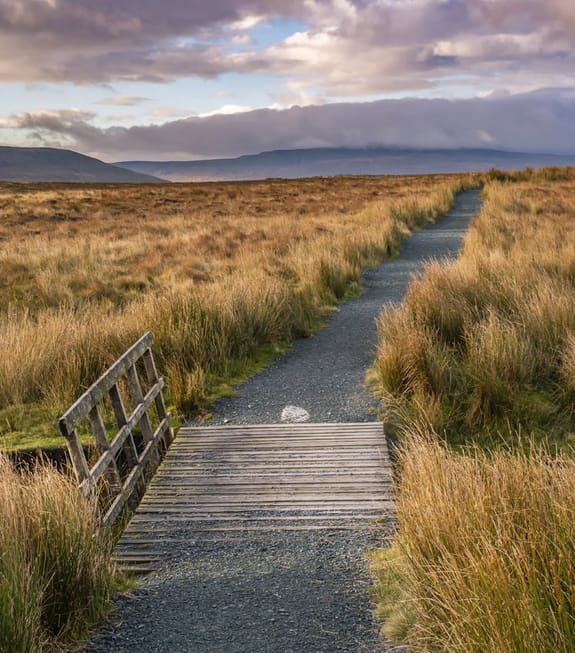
[371,167,575,652]
[3,168,575,653]
[0,173,470,451]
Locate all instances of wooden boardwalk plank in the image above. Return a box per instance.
[116,422,395,571]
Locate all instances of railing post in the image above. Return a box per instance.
[88,405,122,493]
[58,422,94,492]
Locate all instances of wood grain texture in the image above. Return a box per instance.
[115,422,395,572]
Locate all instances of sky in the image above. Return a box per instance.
[1,0,575,161]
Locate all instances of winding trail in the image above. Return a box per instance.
[207,189,482,426]
[86,189,482,653]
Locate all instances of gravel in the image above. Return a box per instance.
[85,190,482,653]
[201,189,483,426]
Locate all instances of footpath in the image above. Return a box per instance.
[86,189,482,653]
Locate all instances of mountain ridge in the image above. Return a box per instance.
[116,146,575,182]
[0,146,164,183]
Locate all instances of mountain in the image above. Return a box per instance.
[116,147,575,182]
[0,146,164,183]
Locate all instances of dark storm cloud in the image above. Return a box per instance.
[5,88,575,159]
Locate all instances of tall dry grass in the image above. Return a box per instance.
[0,454,118,652]
[371,434,575,653]
[372,172,575,447]
[0,175,472,446]
[370,168,575,652]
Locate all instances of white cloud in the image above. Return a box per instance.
[0,0,574,98]
[198,104,254,117]
[230,15,266,30]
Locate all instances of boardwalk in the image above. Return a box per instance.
[116,422,394,574]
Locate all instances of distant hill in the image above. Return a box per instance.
[0,146,164,183]
[116,147,575,182]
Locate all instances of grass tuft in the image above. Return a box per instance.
[372,170,575,447]
[371,434,575,653]
[0,454,121,651]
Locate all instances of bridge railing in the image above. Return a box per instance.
[59,332,172,528]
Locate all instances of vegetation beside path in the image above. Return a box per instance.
[0,174,473,451]
[370,167,575,651]
[0,173,475,652]
[0,453,121,653]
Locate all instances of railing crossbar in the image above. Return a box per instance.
[58,332,172,528]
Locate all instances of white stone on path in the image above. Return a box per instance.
[280,405,310,423]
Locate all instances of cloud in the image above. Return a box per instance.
[198,104,255,118]
[3,88,575,160]
[258,0,575,96]
[0,0,574,97]
[95,96,151,106]
[0,0,303,82]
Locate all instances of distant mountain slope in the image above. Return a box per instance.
[116,147,575,182]
[0,146,164,183]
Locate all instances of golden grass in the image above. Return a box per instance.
[0,176,459,311]
[370,167,575,652]
[0,454,119,652]
[371,434,575,653]
[372,171,575,447]
[0,174,474,450]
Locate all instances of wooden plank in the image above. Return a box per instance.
[150,477,390,486]
[179,422,383,432]
[150,475,392,482]
[115,422,394,571]
[126,504,392,518]
[59,332,153,434]
[86,383,163,485]
[66,427,92,487]
[126,364,155,444]
[136,497,392,509]
[120,525,362,535]
[101,415,172,528]
[120,515,382,529]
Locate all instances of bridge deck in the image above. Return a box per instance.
[116,422,395,573]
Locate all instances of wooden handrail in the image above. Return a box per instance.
[59,332,173,528]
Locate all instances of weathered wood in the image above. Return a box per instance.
[116,423,395,571]
[88,405,122,493]
[58,332,171,528]
[67,427,92,487]
[59,332,153,435]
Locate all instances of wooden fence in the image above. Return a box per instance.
[59,332,172,528]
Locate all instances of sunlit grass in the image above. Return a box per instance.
[370,167,575,652]
[0,174,474,450]
[372,170,575,448]
[0,454,121,652]
[371,434,575,653]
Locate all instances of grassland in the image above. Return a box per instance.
[0,453,120,652]
[372,169,575,448]
[0,173,472,451]
[370,168,575,651]
[0,173,475,651]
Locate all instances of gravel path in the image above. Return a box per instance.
[204,189,482,426]
[85,190,482,653]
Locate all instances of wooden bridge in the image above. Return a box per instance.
[59,334,395,574]
[116,421,394,572]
